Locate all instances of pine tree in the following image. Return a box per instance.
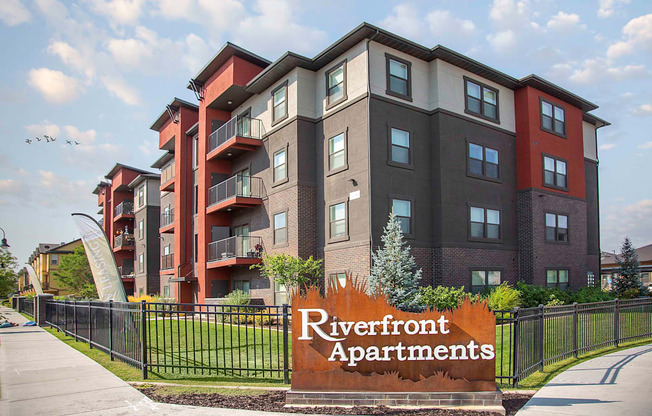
[613,237,642,296]
[368,212,423,311]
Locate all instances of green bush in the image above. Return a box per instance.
[487,283,520,311]
[620,287,641,299]
[418,285,466,311]
[546,294,565,306]
[516,282,549,307]
[569,287,615,304]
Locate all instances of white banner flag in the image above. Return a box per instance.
[25,264,44,295]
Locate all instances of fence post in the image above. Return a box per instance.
[282,303,290,385]
[73,300,78,342]
[140,300,148,380]
[538,304,544,371]
[573,302,579,358]
[88,300,93,349]
[512,307,520,388]
[108,300,114,361]
[614,298,620,348]
[64,300,68,335]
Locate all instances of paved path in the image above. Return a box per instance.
[0,306,320,416]
[517,343,652,416]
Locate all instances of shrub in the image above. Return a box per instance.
[128,294,156,303]
[546,294,565,306]
[487,283,520,311]
[569,287,615,304]
[516,282,549,308]
[620,287,641,299]
[418,286,466,311]
[222,290,251,324]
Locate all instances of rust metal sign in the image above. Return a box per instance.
[291,276,496,392]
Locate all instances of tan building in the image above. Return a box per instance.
[28,239,82,295]
[601,243,652,291]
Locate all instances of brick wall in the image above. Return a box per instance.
[411,247,435,287]
[323,241,371,289]
[439,247,519,288]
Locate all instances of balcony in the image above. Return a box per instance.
[113,233,135,251]
[207,116,263,160]
[207,236,263,268]
[118,260,134,276]
[161,253,174,273]
[160,162,175,192]
[114,200,134,220]
[160,208,174,233]
[207,175,263,213]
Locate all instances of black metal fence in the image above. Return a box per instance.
[18,297,34,318]
[43,298,652,386]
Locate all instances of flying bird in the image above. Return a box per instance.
[74,141,80,145]
[25,139,32,144]
[45,137,50,143]
[66,140,72,145]
[35,137,41,141]
[50,137,56,142]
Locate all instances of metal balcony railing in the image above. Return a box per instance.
[114,200,134,218]
[114,233,135,249]
[161,208,174,227]
[208,116,262,154]
[118,261,134,276]
[161,162,175,184]
[208,175,263,207]
[161,253,174,270]
[208,236,263,262]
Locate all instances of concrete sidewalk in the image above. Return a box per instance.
[0,306,318,416]
[517,343,652,416]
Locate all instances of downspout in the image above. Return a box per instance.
[366,29,380,269]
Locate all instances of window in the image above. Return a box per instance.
[273,148,287,183]
[163,245,170,256]
[543,155,568,190]
[465,78,499,122]
[138,185,145,207]
[392,199,411,235]
[194,234,198,263]
[390,128,410,165]
[164,285,169,298]
[138,253,144,273]
[470,206,500,240]
[272,82,288,124]
[330,273,347,289]
[192,135,199,169]
[471,270,501,294]
[274,212,287,245]
[326,61,346,107]
[328,133,346,171]
[547,269,569,290]
[193,185,198,214]
[329,202,347,239]
[233,280,250,294]
[545,213,568,242]
[138,220,144,239]
[386,54,411,100]
[541,100,565,136]
[468,143,499,179]
[51,254,58,265]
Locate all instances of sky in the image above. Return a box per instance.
[0,0,651,266]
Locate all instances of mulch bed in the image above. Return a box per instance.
[137,387,532,416]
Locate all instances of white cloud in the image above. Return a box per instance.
[0,179,22,194]
[150,0,196,20]
[0,0,32,26]
[86,0,145,26]
[380,4,427,42]
[28,68,83,103]
[607,14,652,59]
[25,122,61,138]
[182,33,212,74]
[64,126,97,144]
[638,141,652,149]
[599,143,616,151]
[426,10,476,38]
[198,0,246,33]
[101,76,142,105]
[601,199,652,251]
[547,12,584,32]
[487,30,517,52]
[37,170,94,207]
[489,0,533,31]
[633,104,652,116]
[598,0,630,18]
[138,139,159,157]
[47,41,95,80]
[566,57,648,84]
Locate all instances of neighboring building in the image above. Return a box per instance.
[128,173,162,296]
[27,239,82,295]
[149,23,608,305]
[17,267,30,292]
[93,163,153,296]
[601,244,652,291]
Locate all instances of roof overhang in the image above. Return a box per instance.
[128,173,161,189]
[150,152,174,169]
[188,42,271,87]
[104,163,152,179]
[149,97,199,132]
[169,276,198,282]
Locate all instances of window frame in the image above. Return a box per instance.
[542,153,569,191]
[138,219,144,240]
[325,59,347,110]
[326,130,348,176]
[463,76,500,124]
[466,140,501,183]
[329,271,348,290]
[546,268,570,291]
[233,279,251,294]
[192,134,199,170]
[540,98,567,138]
[272,145,289,186]
[468,203,503,243]
[271,81,289,126]
[385,53,412,102]
[273,210,289,248]
[469,268,503,294]
[138,185,145,207]
[327,198,349,243]
[387,125,414,170]
[545,212,569,244]
[389,194,415,238]
[138,252,144,273]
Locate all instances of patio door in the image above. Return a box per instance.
[233,224,250,257]
[237,110,251,138]
[237,168,250,197]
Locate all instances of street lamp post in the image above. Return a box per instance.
[0,227,9,249]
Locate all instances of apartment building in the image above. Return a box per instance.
[150,23,608,304]
[128,173,162,296]
[27,239,82,295]
[94,163,153,296]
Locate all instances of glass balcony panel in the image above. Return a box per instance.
[208,116,262,154]
[207,236,263,262]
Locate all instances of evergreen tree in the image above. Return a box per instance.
[368,212,423,311]
[613,237,642,296]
